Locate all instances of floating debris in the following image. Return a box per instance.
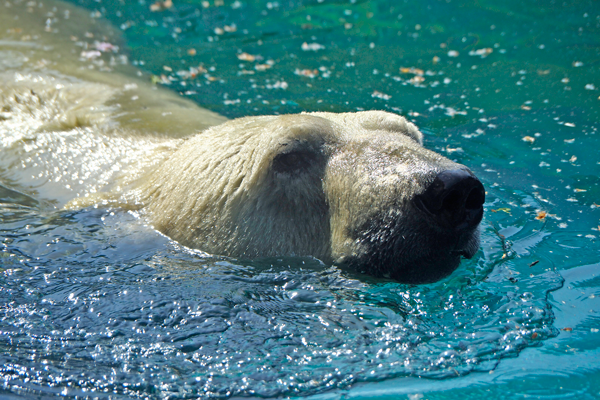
[535,211,547,220]
[295,68,318,78]
[301,42,325,51]
[522,136,536,143]
[267,81,288,90]
[237,52,257,62]
[468,48,493,58]
[408,75,425,85]
[175,66,204,79]
[445,146,464,154]
[150,0,172,12]
[444,107,466,117]
[371,91,391,100]
[572,61,583,67]
[585,84,596,90]
[319,66,331,78]
[400,67,424,75]
[187,48,196,56]
[447,50,459,57]
[461,128,484,139]
[151,74,171,84]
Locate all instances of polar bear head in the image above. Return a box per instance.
[137,111,485,283]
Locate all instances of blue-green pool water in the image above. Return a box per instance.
[1,0,599,398]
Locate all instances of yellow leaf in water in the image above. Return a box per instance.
[522,136,535,143]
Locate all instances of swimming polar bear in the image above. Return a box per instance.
[0,0,484,283]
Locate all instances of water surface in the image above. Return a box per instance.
[1,0,599,398]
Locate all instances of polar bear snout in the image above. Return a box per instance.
[414,169,485,232]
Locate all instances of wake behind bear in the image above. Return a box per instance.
[0,0,484,284]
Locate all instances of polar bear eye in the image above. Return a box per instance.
[272,150,317,174]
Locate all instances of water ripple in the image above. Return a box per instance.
[0,202,562,398]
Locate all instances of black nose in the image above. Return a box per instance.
[415,169,485,231]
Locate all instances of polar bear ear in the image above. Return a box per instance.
[357,111,424,145]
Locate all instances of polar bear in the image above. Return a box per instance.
[0,0,485,283]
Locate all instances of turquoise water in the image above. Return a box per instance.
[1,0,599,398]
